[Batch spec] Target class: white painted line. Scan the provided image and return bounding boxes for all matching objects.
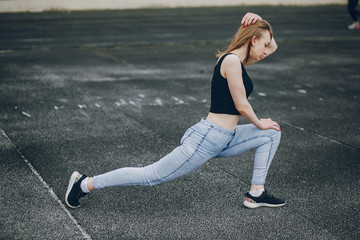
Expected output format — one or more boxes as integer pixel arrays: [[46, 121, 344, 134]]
[[21, 111, 32, 117], [154, 98, 163, 106], [172, 96, 184, 104], [282, 121, 359, 152], [0, 129, 92, 240], [80, 110, 90, 118]]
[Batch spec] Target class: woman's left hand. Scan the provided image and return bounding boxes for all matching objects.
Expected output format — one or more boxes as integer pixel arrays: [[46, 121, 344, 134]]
[[241, 12, 262, 27], [258, 118, 281, 131]]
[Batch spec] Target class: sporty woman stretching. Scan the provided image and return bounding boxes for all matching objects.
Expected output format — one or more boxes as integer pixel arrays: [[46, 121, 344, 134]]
[[65, 12, 286, 209]]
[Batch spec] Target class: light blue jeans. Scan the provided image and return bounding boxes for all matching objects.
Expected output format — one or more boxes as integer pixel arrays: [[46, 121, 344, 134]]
[[93, 118, 281, 190]]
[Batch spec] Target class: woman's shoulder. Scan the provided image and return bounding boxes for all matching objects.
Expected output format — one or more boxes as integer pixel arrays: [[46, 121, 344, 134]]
[[217, 53, 239, 64], [218, 53, 243, 79], [220, 54, 242, 70]]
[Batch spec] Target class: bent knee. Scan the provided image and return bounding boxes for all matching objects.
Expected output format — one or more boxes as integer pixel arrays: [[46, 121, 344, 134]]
[[267, 128, 281, 140]]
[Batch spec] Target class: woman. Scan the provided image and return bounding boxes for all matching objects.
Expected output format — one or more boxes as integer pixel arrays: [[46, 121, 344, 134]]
[[347, 0, 360, 29], [65, 12, 285, 209]]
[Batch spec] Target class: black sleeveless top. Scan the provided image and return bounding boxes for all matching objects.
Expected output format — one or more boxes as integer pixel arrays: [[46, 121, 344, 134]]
[[209, 53, 253, 115]]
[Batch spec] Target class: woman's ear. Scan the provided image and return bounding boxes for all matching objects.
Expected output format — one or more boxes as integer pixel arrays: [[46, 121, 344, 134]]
[[251, 36, 257, 46]]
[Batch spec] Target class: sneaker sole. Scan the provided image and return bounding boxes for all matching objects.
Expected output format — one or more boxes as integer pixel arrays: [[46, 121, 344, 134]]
[[65, 171, 81, 209], [243, 200, 286, 209]]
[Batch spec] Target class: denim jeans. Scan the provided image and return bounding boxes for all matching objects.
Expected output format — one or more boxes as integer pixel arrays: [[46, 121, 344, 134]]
[[93, 118, 281, 190]]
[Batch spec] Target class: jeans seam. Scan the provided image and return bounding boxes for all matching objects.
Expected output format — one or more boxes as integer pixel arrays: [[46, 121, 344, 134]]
[[264, 136, 274, 181], [229, 134, 273, 185], [226, 135, 269, 151], [180, 129, 195, 145], [156, 127, 212, 184]]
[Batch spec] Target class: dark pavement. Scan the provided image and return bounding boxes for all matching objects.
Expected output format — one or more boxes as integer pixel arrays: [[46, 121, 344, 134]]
[[1, 5, 360, 240]]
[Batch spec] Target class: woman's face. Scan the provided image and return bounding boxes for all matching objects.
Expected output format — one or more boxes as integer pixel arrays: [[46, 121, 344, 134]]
[[249, 31, 272, 62]]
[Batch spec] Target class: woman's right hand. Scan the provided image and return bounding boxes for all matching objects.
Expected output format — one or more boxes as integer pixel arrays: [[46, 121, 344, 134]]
[[241, 12, 263, 27], [258, 118, 281, 131]]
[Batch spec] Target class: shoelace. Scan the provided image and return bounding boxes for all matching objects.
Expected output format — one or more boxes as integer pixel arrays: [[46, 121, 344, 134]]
[[77, 191, 88, 198], [263, 191, 284, 204], [263, 190, 275, 199], [71, 190, 89, 204], [73, 176, 89, 200]]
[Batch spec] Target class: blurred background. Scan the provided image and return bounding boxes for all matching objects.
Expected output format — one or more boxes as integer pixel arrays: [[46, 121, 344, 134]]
[[0, 0, 347, 13]]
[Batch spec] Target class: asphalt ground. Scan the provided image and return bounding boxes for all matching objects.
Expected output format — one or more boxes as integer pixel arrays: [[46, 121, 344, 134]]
[[0, 4, 359, 240]]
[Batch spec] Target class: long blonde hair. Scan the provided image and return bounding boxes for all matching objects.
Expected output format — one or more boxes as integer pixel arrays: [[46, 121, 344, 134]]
[[216, 20, 273, 64]]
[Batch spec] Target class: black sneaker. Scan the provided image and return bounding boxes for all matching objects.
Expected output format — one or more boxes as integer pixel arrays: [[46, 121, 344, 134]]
[[243, 190, 286, 208], [65, 171, 89, 208]]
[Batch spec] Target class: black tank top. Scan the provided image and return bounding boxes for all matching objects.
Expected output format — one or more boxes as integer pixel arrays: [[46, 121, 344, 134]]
[[209, 53, 253, 115]]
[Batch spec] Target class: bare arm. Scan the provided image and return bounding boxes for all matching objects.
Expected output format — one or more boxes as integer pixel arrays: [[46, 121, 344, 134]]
[[222, 55, 280, 131], [268, 37, 278, 55]]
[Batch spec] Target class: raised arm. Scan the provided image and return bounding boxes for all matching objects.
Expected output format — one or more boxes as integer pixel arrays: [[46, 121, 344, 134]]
[[268, 37, 278, 55]]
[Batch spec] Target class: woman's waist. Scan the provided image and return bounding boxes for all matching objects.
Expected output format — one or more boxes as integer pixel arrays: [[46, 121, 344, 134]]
[[206, 112, 241, 131]]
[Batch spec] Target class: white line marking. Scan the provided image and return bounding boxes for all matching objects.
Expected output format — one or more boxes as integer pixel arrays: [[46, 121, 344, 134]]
[[154, 98, 163, 106], [188, 96, 196, 101], [283, 121, 359, 151], [172, 96, 184, 104], [129, 100, 137, 106], [21, 111, 32, 117], [80, 110, 90, 118], [0, 129, 92, 240], [115, 99, 127, 106]]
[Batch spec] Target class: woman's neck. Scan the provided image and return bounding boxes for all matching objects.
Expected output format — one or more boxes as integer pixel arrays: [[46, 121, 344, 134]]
[[230, 44, 249, 65]]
